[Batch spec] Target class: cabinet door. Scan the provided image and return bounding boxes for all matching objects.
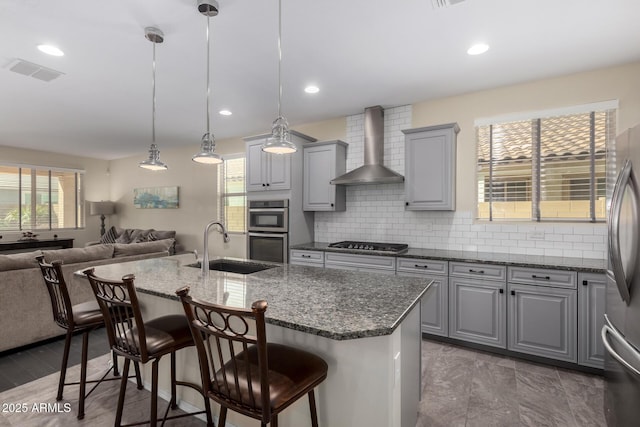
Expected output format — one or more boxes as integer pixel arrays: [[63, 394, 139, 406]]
[[508, 284, 577, 362], [266, 151, 291, 190], [246, 140, 267, 191], [449, 277, 506, 348], [578, 272, 606, 368], [398, 271, 448, 337], [404, 124, 458, 210], [304, 144, 336, 210]]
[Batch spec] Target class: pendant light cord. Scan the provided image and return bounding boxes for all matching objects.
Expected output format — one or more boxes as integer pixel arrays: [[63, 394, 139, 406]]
[[277, 0, 282, 118], [152, 40, 157, 144], [206, 14, 211, 136]]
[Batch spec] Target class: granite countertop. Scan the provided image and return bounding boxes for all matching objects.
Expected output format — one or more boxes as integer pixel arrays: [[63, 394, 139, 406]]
[[291, 242, 607, 272], [75, 254, 431, 341]]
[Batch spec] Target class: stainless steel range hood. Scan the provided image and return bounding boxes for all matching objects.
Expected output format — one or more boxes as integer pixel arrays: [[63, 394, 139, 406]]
[[330, 106, 404, 185]]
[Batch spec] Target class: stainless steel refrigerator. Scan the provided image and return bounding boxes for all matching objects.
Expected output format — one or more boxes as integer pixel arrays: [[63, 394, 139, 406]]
[[604, 123, 640, 426]]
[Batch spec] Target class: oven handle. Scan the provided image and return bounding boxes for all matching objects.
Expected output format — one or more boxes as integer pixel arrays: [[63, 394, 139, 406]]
[[249, 208, 287, 213], [248, 232, 288, 238]]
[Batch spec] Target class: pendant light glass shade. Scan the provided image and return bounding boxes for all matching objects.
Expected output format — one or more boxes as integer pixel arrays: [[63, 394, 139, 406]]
[[139, 27, 168, 171], [262, 0, 296, 154], [193, 0, 223, 165]]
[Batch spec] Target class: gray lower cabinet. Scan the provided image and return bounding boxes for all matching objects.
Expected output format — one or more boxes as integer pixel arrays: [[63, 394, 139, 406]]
[[578, 272, 606, 368], [397, 258, 449, 337], [507, 266, 577, 363], [324, 252, 396, 275], [289, 249, 325, 267], [449, 262, 507, 348]]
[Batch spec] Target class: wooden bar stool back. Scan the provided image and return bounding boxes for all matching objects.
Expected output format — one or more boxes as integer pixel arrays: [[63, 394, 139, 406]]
[[36, 255, 136, 420], [176, 286, 328, 427], [83, 268, 213, 427]]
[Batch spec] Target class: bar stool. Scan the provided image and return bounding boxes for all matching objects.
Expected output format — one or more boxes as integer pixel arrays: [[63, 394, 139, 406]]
[[176, 286, 328, 427], [36, 255, 141, 420], [83, 268, 213, 427]]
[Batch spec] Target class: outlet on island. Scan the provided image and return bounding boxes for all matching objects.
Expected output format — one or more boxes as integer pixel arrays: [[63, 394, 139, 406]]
[[53, 234, 58, 239]]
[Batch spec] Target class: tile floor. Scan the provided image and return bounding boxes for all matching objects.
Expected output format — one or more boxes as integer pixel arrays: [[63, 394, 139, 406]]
[[0, 336, 607, 426], [418, 339, 606, 427]]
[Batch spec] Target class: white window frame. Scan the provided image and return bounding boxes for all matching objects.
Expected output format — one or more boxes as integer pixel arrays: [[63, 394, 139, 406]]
[[218, 153, 246, 234]]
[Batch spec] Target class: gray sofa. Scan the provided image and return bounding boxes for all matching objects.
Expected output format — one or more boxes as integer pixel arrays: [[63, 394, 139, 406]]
[[86, 226, 178, 254], [0, 239, 174, 353]]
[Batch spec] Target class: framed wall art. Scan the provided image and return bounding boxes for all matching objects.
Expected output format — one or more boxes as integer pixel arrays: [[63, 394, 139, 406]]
[[133, 186, 179, 209]]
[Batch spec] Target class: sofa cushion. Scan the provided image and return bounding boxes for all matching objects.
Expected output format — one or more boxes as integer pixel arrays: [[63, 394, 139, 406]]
[[43, 244, 114, 264], [113, 238, 174, 258], [0, 250, 43, 271]]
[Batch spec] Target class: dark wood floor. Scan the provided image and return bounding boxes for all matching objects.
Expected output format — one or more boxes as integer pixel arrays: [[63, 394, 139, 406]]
[[0, 328, 111, 393]]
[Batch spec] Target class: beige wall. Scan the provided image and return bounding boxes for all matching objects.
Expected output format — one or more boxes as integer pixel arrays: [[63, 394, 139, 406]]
[[0, 145, 110, 246], [412, 61, 640, 212]]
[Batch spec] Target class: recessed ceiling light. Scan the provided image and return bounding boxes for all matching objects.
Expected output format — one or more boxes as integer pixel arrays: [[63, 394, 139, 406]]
[[37, 44, 64, 57], [219, 109, 232, 116], [467, 43, 489, 55], [304, 85, 319, 94]]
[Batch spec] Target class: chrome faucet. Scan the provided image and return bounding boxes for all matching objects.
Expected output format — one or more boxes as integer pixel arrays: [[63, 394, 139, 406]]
[[202, 220, 230, 276]]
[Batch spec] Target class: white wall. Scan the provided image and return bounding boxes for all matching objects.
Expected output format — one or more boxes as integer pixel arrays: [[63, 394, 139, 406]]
[[314, 62, 640, 260]]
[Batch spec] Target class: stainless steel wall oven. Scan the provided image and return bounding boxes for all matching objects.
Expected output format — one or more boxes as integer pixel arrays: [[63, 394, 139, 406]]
[[247, 199, 289, 263]]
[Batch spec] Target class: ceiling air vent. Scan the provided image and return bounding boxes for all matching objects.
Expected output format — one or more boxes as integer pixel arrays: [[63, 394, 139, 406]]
[[5, 58, 65, 82], [432, 0, 466, 9]]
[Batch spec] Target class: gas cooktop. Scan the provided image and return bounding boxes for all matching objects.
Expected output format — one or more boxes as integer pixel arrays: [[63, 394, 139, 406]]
[[328, 241, 409, 254]]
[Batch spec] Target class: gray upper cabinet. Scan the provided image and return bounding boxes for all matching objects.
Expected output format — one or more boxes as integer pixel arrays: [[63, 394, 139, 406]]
[[449, 262, 507, 348], [303, 140, 347, 211], [578, 272, 606, 368], [245, 138, 291, 192], [507, 266, 577, 363], [403, 123, 459, 211]]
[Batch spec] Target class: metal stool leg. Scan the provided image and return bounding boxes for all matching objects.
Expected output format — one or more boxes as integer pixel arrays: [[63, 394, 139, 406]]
[[218, 406, 227, 427], [170, 352, 177, 410], [115, 358, 131, 427], [150, 359, 159, 427], [77, 330, 90, 419], [309, 389, 319, 427], [112, 350, 120, 377], [133, 361, 143, 389], [56, 329, 73, 401]]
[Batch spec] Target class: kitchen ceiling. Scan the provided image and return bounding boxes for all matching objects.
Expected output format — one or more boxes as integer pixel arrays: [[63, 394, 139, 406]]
[[1, 0, 639, 160]]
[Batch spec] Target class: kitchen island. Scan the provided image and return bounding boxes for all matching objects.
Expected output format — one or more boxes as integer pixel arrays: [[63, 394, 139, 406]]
[[73, 253, 431, 427]]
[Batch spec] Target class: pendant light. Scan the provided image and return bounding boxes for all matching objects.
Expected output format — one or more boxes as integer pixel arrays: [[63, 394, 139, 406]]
[[193, 0, 223, 164], [139, 27, 168, 171], [261, 0, 296, 154]]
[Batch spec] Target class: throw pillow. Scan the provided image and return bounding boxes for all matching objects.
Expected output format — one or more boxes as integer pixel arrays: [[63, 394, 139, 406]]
[[131, 229, 154, 243], [99, 226, 120, 244], [115, 229, 135, 244]]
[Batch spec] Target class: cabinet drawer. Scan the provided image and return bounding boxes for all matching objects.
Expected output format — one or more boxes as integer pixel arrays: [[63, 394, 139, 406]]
[[290, 250, 324, 265], [397, 258, 448, 276], [324, 252, 396, 271], [449, 261, 506, 282], [508, 266, 577, 289]]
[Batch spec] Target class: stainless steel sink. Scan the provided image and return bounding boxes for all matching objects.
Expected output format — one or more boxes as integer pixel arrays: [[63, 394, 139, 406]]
[[186, 259, 276, 275]]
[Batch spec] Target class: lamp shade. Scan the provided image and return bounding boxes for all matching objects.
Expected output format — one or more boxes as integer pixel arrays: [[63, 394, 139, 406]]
[[88, 201, 115, 216]]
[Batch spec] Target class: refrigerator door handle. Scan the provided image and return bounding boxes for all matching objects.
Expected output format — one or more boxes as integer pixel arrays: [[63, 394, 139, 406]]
[[602, 314, 640, 377], [608, 159, 634, 304]]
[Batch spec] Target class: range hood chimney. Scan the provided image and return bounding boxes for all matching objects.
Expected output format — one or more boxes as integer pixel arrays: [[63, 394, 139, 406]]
[[330, 106, 404, 185]]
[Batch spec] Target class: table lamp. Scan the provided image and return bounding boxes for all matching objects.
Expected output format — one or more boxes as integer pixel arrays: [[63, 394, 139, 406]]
[[88, 201, 115, 236]]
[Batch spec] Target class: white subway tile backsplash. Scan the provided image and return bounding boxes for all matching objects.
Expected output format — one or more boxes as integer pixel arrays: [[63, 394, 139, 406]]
[[313, 105, 607, 261]]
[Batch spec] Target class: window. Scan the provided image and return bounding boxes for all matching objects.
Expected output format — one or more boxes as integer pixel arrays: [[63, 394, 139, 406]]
[[476, 103, 616, 222], [0, 164, 85, 231], [219, 154, 246, 233]]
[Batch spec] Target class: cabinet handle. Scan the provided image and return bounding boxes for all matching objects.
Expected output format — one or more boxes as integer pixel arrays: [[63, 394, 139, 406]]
[[301, 254, 311, 258], [405, 202, 409, 206], [511, 290, 516, 296], [582, 280, 588, 286], [266, 183, 270, 187], [532, 275, 550, 280], [499, 289, 504, 294], [469, 269, 485, 274], [262, 183, 266, 187], [414, 264, 428, 269], [331, 203, 334, 207]]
